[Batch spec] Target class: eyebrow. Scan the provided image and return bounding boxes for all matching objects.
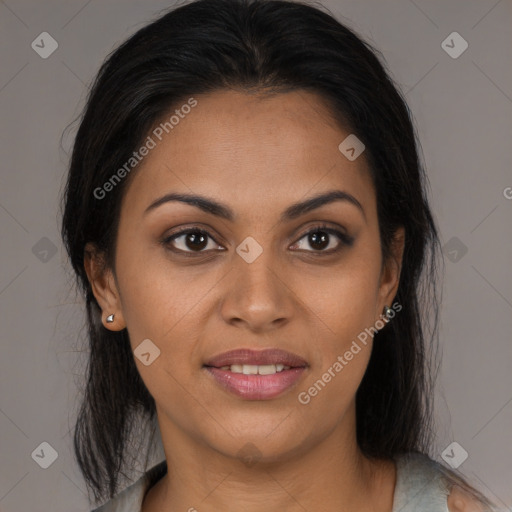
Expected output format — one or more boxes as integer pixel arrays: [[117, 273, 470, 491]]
[[144, 189, 366, 223]]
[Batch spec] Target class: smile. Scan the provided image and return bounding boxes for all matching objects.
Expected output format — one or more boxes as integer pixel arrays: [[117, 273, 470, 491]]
[[203, 348, 308, 400], [218, 364, 291, 374]]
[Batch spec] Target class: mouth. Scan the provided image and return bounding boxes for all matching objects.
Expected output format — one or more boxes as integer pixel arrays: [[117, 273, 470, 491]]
[[203, 348, 308, 400], [209, 363, 294, 374]]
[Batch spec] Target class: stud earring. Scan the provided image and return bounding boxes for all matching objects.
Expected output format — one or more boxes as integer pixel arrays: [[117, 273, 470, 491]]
[[106, 314, 115, 323], [382, 305, 392, 320]]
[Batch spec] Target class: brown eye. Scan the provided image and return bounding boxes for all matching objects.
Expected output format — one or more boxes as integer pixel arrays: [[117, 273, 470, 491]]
[[291, 224, 354, 253], [162, 224, 353, 258], [308, 231, 330, 251], [163, 228, 223, 254]]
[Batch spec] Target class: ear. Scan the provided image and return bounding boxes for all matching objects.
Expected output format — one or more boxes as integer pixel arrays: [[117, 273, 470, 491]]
[[376, 226, 405, 321], [84, 242, 126, 331]]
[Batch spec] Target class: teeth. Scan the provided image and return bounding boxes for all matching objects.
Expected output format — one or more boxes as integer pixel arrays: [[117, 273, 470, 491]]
[[256, 365, 275, 375], [220, 364, 291, 374], [243, 364, 259, 375]]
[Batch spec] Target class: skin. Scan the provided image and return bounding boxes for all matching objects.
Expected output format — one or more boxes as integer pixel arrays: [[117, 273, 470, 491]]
[[84, 89, 477, 511], [448, 487, 486, 512]]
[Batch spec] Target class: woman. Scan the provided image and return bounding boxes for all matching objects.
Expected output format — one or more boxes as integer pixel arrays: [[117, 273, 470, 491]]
[[60, 0, 500, 510]]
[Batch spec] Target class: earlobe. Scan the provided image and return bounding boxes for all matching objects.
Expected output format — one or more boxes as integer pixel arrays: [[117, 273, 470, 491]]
[[102, 311, 126, 331], [84, 242, 126, 331]]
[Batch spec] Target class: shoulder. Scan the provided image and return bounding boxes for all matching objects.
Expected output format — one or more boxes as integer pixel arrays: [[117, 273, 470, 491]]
[[91, 460, 167, 512], [447, 486, 486, 512], [393, 452, 494, 512], [92, 477, 147, 512]]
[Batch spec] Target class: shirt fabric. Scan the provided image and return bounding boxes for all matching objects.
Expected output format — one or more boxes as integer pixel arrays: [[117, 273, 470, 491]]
[[92, 451, 452, 512]]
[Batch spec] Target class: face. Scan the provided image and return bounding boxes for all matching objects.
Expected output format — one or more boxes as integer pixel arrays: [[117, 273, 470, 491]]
[[86, 89, 404, 463]]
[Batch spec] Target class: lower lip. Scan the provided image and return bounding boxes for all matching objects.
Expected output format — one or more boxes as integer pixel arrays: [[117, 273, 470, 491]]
[[204, 366, 306, 400]]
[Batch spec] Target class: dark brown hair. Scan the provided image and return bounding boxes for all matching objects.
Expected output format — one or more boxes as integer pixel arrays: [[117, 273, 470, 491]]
[[60, 0, 495, 508]]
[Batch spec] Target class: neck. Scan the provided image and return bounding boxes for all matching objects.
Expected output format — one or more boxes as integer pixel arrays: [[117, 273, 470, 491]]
[[143, 405, 396, 512]]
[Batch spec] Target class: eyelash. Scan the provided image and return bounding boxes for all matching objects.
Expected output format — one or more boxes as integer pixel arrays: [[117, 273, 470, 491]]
[[161, 223, 354, 258]]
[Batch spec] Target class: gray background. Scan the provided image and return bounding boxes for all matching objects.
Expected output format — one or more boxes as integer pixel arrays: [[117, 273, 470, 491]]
[[0, 0, 511, 510]]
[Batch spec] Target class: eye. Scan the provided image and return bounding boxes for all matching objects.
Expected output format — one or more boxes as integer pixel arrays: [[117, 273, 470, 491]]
[[161, 223, 354, 257], [290, 224, 354, 253], [162, 227, 224, 255]]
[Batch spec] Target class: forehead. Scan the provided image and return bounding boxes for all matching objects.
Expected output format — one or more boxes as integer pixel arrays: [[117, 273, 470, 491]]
[[121, 89, 375, 218]]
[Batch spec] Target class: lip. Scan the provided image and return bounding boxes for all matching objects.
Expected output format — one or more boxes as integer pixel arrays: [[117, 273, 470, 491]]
[[204, 348, 308, 368], [203, 348, 308, 400], [204, 367, 307, 400]]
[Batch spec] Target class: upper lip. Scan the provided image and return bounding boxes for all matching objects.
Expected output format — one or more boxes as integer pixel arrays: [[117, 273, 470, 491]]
[[204, 349, 308, 368]]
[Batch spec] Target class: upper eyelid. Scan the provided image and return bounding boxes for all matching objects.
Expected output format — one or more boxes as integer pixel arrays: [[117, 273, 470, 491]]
[[165, 226, 222, 245]]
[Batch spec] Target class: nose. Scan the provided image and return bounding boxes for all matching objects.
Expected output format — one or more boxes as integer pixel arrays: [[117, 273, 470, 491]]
[[219, 247, 295, 333]]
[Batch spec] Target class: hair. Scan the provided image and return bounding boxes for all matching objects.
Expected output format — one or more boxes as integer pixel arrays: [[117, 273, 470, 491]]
[[60, 0, 496, 508]]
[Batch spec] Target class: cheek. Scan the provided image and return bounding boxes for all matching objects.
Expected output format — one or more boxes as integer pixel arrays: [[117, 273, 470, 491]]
[[115, 249, 198, 338], [293, 242, 382, 399], [299, 252, 381, 342], [296, 277, 378, 415], [115, 257, 208, 419], [114, 248, 225, 381]]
